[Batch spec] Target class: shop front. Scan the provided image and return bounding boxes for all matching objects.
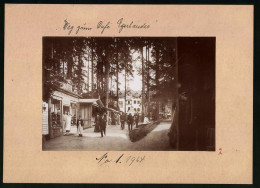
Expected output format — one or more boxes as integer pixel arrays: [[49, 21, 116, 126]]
[[70, 103, 77, 126], [78, 99, 104, 129], [45, 89, 80, 138], [50, 97, 62, 138], [106, 107, 121, 125], [42, 88, 104, 139]]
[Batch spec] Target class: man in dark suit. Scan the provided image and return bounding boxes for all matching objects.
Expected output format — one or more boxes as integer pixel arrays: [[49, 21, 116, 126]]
[[120, 113, 126, 130], [134, 113, 139, 128], [127, 113, 134, 132], [100, 114, 107, 137], [94, 114, 100, 132]]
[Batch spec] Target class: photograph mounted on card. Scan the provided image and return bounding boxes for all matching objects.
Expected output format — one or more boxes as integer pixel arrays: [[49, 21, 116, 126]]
[[4, 4, 253, 183], [42, 36, 215, 152]]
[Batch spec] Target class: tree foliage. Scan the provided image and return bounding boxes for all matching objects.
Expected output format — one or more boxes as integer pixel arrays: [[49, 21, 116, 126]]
[[43, 37, 177, 118]]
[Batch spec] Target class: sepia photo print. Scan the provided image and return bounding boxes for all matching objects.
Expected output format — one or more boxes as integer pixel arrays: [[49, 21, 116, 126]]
[[42, 37, 215, 151]]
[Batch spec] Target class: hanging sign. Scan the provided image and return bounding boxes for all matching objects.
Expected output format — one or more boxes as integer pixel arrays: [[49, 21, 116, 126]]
[[42, 102, 49, 135]]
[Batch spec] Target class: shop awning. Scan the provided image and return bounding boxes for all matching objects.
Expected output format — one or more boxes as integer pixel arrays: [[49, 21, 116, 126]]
[[78, 99, 104, 108]]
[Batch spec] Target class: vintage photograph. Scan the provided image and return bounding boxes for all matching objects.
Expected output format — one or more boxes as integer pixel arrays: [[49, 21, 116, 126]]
[[42, 37, 215, 151]]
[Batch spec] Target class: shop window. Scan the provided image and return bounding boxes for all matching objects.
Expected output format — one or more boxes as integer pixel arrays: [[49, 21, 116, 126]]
[[51, 99, 62, 130], [63, 106, 70, 115], [52, 99, 61, 114]]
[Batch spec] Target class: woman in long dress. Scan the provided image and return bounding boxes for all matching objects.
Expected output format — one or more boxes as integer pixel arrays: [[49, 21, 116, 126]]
[[143, 116, 150, 124], [77, 115, 83, 137], [65, 112, 72, 135], [63, 113, 67, 134]]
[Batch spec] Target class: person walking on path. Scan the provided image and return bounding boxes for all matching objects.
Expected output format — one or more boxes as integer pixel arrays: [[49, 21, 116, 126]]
[[134, 113, 139, 128], [127, 113, 134, 132], [120, 113, 126, 130], [94, 114, 100, 132], [100, 114, 107, 137], [77, 115, 84, 137], [116, 114, 120, 125]]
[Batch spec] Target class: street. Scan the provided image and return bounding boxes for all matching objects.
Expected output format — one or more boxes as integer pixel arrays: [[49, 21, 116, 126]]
[[44, 121, 174, 151]]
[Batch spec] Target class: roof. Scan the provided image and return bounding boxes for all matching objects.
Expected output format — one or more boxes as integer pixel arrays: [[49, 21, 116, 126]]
[[106, 107, 121, 114], [78, 99, 104, 108]]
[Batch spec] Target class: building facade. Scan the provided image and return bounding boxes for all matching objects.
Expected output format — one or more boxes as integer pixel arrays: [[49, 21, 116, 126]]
[[118, 97, 142, 114], [42, 82, 103, 139]]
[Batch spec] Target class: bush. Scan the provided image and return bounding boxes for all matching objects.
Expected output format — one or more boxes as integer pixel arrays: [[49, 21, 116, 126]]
[[129, 121, 160, 142]]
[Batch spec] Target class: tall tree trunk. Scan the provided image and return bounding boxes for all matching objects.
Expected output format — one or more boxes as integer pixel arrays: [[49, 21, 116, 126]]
[[144, 41, 147, 117], [116, 38, 119, 108], [91, 42, 94, 92], [97, 59, 100, 98], [88, 55, 90, 92], [63, 60, 65, 78], [67, 55, 73, 80], [175, 38, 179, 150], [141, 46, 144, 119], [105, 55, 110, 108], [104, 51, 110, 126], [146, 41, 150, 118], [101, 59, 104, 93], [78, 55, 81, 93], [117, 64, 119, 107], [125, 66, 127, 114], [155, 46, 160, 120]]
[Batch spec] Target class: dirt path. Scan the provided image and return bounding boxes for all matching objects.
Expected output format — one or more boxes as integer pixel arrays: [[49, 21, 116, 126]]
[[44, 121, 173, 151]]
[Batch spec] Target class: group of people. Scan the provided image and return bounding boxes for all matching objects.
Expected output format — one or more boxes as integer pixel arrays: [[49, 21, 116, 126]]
[[65, 111, 142, 138], [63, 112, 84, 137], [120, 113, 140, 132], [93, 112, 140, 137], [94, 113, 107, 137]]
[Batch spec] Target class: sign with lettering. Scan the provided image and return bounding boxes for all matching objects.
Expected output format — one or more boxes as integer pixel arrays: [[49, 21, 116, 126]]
[[42, 102, 49, 135]]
